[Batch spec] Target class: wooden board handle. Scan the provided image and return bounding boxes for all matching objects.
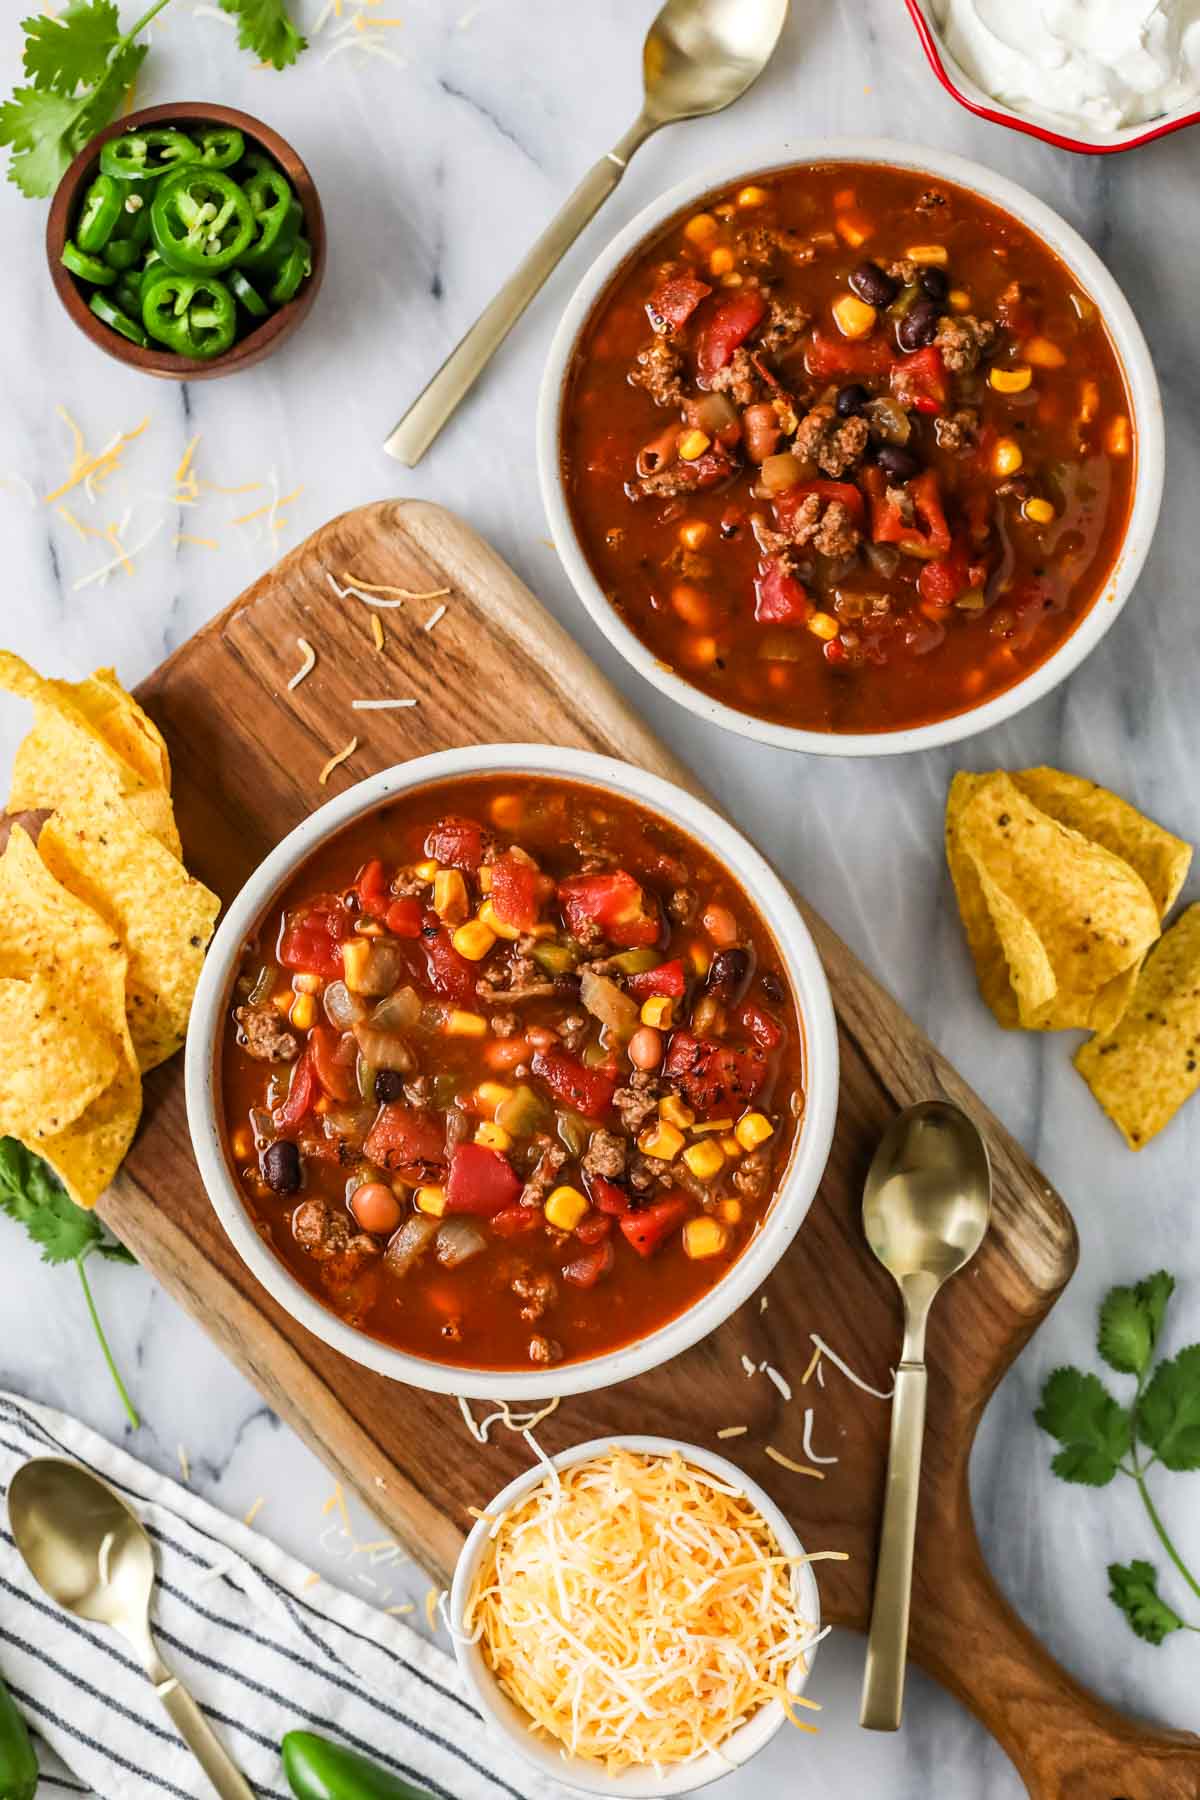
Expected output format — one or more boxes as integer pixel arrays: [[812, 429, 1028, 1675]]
[[912, 1505, 1200, 1797]]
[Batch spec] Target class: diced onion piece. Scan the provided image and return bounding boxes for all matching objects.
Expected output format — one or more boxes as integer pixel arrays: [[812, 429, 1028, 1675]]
[[353, 1021, 415, 1072], [385, 1214, 439, 1276], [579, 967, 639, 1036], [323, 980, 367, 1029], [436, 1217, 487, 1267], [370, 986, 422, 1032]]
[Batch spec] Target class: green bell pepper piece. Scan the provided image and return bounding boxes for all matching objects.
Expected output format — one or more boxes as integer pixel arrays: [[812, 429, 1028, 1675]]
[[494, 1082, 550, 1137], [150, 167, 256, 275], [76, 172, 123, 252], [611, 946, 661, 975], [142, 269, 237, 359], [281, 1731, 434, 1800], [0, 1670, 38, 1800], [529, 939, 578, 976], [61, 240, 118, 285], [90, 290, 149, 347], [196, 125, 245, 170], [100, 127, 199, 183]]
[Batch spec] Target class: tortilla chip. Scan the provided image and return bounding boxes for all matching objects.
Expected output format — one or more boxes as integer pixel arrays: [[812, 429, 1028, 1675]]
[[74, 668, 172, 794], [1075, 905, 1200, 1149], [945, 773, 1020, 1027], [0, 972, 117, 1141], [39, 794, 219, 1071], [29, 1044, 141, 1209], [958, 774, 1160, 1026], [1012, 768, 1191, 917]]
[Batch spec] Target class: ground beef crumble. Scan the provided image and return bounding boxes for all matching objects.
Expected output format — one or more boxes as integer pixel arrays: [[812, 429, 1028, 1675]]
[[792, 403, 870, 479], [629, 337, 685, 407], [235, 1004, 299, 1064], [934, 313, 997, 374], [707, 346, 761, 406]]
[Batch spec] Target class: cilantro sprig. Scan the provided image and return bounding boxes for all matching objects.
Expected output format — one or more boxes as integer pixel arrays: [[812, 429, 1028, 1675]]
[[1035, 1271, 1200, 1645], [0, 1136, 140, 1428], [0, 0, 305, 199]]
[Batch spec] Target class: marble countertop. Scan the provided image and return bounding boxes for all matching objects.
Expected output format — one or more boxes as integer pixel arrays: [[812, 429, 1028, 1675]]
[[2, 0, 1198, 1793]]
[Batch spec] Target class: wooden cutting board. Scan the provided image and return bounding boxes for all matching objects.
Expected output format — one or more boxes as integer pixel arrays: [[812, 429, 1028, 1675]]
[[101, 501, 1200, 1799]]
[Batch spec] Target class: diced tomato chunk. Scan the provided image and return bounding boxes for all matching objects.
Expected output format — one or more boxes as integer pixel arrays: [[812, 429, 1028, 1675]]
[[918, 545, 972, 607], [891, 346, 948, 415], [558, 870, 660, 949], [625, 958, 686, 1002], [425, 815, 485, 873], [385, 895, 423, 938], [753, 555, 812, 627], [490, 1205, 540, 1238], [278, 896, 352, 980], [774, 480, 866, 532], [563, 1239, 615, 1287], [697, 291, 768, 377], [272, 1044, 317, 1130], [663, 1031, 767, 1119], [861, 466, 951, 559], [739, 1000, 784, 1051], [364, 1104, 447, 1173], [355, 858, 391, 919], [648, 270, 712, 331], [445, 1141, 523, 1216], [420, 909, 477, 1005], [620, 1195, 689, 1258], [589, 1175, 631, 1215], [489, 851, 541, 932], [531, 1047, 616, 1120], [306, 1024, 356, 1102], [805, 326, 893, 382], [574, 1211, 613, 1244]]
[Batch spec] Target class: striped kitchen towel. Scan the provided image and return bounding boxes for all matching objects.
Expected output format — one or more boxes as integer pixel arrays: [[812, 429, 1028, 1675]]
[[0, 1390, 566, 1800]]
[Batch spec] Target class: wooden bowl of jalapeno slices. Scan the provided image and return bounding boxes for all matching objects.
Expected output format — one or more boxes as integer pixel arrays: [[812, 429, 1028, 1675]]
[[47, 102, 324, 379]]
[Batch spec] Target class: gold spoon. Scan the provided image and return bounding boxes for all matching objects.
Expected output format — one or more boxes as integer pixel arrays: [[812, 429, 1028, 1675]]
[[383, 0, 790, 466], [859, 1101, 992, 1732], [8, 1458, 254, 1800]]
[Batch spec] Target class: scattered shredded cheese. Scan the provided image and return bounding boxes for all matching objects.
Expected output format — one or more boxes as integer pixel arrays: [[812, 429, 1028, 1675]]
[[465, 1446, 822, 1773], [340, 571, 451, 600], [800, 1344, 823, 1387], [72, 520, 162, 591], [351, 697, 418, 711], [716, 1426, 748, 1439], [456, 1394, 561, 1444], [318, 737, 358, 786], [387, 1602, 415, 1615], [243, 1496, 265, 1526], [740, 1353, 756, 1378], [288, 637, 317, 691], [174, 532, 219, 550], [302, 1571, 322, 1589], [44, 408, 149, 505], [327, 571, 408, 610], [764, 1446, 825, 1480], [808, 1333, 894, 1401], [760, 1362, 793, 1402], [423, 602, 447, 632], [177, 1445, 191, 1483], [802, 1408, 839, 1467], [370, 613, 385, 652], [425, 1585, 442, 1630]]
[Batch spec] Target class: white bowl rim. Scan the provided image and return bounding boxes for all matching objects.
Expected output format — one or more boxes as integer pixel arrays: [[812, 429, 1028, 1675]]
[[448, 1433, 822, 1797], [537, 134, 1164, 758], [185, 743, 839, 1400]]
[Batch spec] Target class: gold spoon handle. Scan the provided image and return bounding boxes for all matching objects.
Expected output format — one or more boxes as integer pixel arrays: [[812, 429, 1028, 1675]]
[[150, 1664, 255, 1800], [860, 1362, 928, 1731], [382, 114, 654, 467]]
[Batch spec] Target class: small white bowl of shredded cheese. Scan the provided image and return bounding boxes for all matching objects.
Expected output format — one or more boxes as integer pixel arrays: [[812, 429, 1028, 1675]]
[[450, 1436, 830, 1796]]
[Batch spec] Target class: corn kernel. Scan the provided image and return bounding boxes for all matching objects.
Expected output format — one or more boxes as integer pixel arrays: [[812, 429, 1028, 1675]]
[[659, 1094, 696, 1130], [433, 868, 469, 923], [452, 919, 497, 961], [835, 213, 870, 249], [416, 1185, 447, 1216], [289, 993, 315, 1030], [231, 1127, 253, 1161], [1106, 415, 1131, 457], [693, 1117, 734, 1135], [715, 202, 735, 219], [478, 865, 493, 892], [683, 211, 719, 243], [413, 858, 438, 881], [948, 287, 971, 312], [341, 938, 371, 991], [293, 972, 323, 995], [479, 897, 521, 942], [721, 1135, 743, 1159], [678, 429, 711, 462], [906, 243, 948, 264], [736, 185, 769, 209], [806, 611, 839, 642], [444, 1009, 487, 1037], [638, 1121, 685, 1162], [683, 1139, 727, 1181], [683, 1217, 729, 1259], [474, 1121, 513, 1152], [679, 519, 710, 551], [688, 943, 712, 976], [545, 1185, 589, 1231], [641, 995, 675, 1029], [1023, 497, 1056, 525], [355, 919, 384, 938], [708, 246, 735, 276], [736, 1111, 775, 1151], [719, 1198, 743, 1223], [475, 1081, 513, 1116], [832, 292, 877, 340], [719, 271, 743, 288], [992, 437, 1024, 477], [989, 366, 1032, 394], [489, 793, 523, 830], [1079, 379, 1100, 424], [680, 633, 718, 669], [1025, 335, 1065, 369]]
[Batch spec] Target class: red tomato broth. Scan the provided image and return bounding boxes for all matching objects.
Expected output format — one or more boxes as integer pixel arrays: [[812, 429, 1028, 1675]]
[[559, 162, 1135, 735], [219, 775, 805, 1371]]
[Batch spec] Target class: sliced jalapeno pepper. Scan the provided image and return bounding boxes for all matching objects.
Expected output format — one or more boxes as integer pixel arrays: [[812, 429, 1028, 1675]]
[[102, 235, 141, 271], [151, 166, 256, 274], [282, 1729, 434, 1799], [90, 290, 149, 346], [142, 269, 237, 358], [114, 270, 144, 316], [229, 269, 268, 317], [269, 236, 311, 305], [103, 196, 152, 268], [76, 172, 123, 252], [0, 1670, 37, 1800], [100, 127, 200, 183], [61, 240, 118, 285], [196, 125, 245, 169], [240, 168, 301, 272]]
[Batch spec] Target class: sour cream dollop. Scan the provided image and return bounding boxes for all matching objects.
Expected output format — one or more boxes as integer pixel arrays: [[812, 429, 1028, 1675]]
[[931, 0, 1200, 133]]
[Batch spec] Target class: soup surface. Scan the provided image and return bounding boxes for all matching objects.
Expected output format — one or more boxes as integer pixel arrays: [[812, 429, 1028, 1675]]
[[560, 161, 1135, 734], [221, 776, 804, 1369]]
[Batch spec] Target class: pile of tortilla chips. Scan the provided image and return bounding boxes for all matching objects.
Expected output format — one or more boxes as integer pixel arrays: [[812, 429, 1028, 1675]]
[[0, 653, 219, 1206], [947, 768, 1200, 1150]]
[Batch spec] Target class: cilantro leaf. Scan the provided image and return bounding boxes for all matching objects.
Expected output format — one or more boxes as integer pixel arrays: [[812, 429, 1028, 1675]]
[[1099, 1271, 1175, 1377], [0, 1135, 103, 1261], [1108, 1560, 1184, 1645], [0, 34, 146, 198], [1035, 1367, 1130, 1485], [21, 0, 123, 95], [219, 0, 306, 70], [1138, 1346, 1200, 1472]]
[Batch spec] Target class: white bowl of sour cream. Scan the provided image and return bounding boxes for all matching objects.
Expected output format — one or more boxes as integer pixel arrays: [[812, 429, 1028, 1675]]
[[907, 0, 1200, 152]]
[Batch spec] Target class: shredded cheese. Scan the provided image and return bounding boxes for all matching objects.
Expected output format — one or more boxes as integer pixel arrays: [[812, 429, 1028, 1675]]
[[387, 1602, 415, 1615], [288, 637, 317, 691], [177, 1444, 191, 1483], [808, 1333, 894, 1401], [800, 1344, 823, 1387], [44, 408, 149, 504], [760, 1362, 792, 1402], [716, 1425, 748, 1439], [764, 1446, 824, 1480], [340, 571, 451, 600], [456, 1394, 561, 1444], [370, 613, 385, 652], [351, 697, 418, 711], [802, 1408, 839, 1467], [423, 602, 447, 632], [243, 1496, 265, 1526], [318, 737, 358, 786], [465, 1447, 822, 1773]]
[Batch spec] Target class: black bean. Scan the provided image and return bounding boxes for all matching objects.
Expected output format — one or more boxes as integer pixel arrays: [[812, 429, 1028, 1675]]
[[262, 1139, 300, 1195], [920, 265, 949, 302], [875, 444, 921, 483], [849, 261, 897, 308], [897, 297, 940, 351], [374, 1068, 406, 1104], [835, 383, 869, 418], [760, 971, 785, 1002], [707, 947, 751, 999]]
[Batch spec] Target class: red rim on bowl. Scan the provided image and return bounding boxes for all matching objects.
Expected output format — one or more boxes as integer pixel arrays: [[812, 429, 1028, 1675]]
[[904, 0, 1200, 155]]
